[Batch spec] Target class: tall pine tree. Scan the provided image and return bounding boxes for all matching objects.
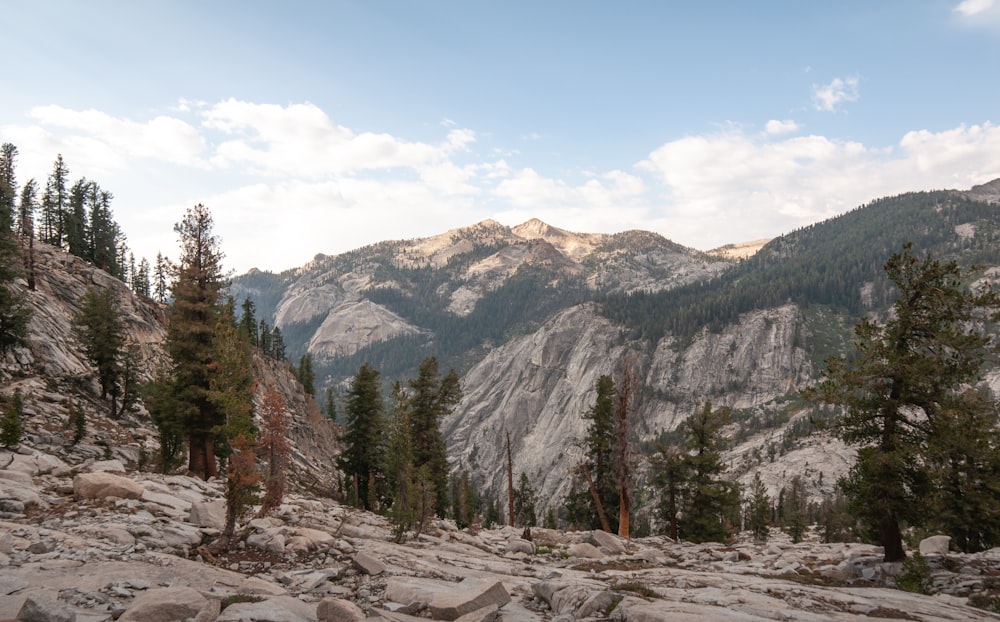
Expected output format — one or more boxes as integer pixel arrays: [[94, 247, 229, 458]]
[[813, 244, 1000, 560], [337, 363, 386, 510], [408, 357, 461, 517], [166, 204, 227, 479]]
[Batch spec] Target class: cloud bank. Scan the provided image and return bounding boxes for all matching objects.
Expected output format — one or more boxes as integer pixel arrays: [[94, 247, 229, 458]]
[[3, 100, 999, 273]]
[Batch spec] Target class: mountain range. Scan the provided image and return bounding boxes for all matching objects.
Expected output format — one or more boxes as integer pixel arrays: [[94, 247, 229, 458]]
[[231, 179, 1000, 518]]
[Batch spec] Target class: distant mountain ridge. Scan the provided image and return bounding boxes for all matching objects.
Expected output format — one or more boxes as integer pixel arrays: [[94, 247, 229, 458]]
[[232, 180, 1000, 516]]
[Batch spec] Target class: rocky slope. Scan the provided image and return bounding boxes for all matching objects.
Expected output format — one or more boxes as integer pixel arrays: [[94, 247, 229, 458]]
[[4, 447, 1000, 621], [0, 241, 340, 493]]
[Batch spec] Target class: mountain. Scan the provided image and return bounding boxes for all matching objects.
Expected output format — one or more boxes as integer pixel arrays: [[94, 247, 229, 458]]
[[233, 182, 1000, 519]]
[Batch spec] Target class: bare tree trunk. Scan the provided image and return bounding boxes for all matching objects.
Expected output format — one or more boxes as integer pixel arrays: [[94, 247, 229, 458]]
[[506, 430, 515, 527], [616, 358, 635, 540], [582, 463, 611, 533]]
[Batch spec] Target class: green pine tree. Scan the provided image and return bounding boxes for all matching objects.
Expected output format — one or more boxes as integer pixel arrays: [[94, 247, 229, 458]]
[[165, 204, 227, 480], [679, 402, 740, 543], [337, 363, 386, 511], [408, 357, 461, 518], [811, 243, 1000, 561], [0, 390, 23, 448], [744, 472, 771, 542]]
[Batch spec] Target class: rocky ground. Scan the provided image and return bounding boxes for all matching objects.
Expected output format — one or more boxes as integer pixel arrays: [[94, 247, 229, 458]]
[[5, 449, 1000, 621]]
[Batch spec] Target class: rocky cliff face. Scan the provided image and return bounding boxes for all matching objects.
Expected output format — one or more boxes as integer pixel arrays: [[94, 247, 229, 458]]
[[445, 302, 828, 514]]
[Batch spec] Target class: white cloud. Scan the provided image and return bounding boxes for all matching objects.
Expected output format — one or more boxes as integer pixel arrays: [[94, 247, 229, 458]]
[[493, 168, 645, 210], [202, 99, 476, 179], [811, 76, 860, 112], [765, 119, 801, 135], [25, 105, 208, 170], [636, 122, 1000, 250], [955, 0, 995, 15]]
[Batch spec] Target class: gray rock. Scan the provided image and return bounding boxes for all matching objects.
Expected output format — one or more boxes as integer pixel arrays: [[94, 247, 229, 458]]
[[118, 586, 208, 621], [427, 578, 511, 621], [453, 603, 500, 622], [919, 535, 951, 556], [16, 594, 77, 622], [73, 472, 142, 500], [506, 538, 535, 555], [188, 500, 226, 529], [87, 459, 126, 473], [215, 599, 311, 622], [317, 596, 366, 621], [0, 575, 28, 595], [352, 551, 387, 575], [586, 530, 626, 555], [567, 542, 604, 559]]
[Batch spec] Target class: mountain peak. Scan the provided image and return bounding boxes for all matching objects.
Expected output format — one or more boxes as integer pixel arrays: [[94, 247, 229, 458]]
[[512, 218, 561, 238]]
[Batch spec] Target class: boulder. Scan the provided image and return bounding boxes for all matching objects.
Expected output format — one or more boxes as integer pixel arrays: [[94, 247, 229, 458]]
[[247, 531, 286, 554], [73, 472, 142, 500], [506, 538, 535, 555], [919, 535, 951, 556], [87, 459, 126, 473], [317, 597, 367, 621], [188, 500, 226, 529], [215, 596, 315, 622], [119, 586, 208, 621], [587, 530, 626, 555], [16, 594, 77, 622], [352, 551, 387, 575], [427, 578, 511, 621], [568, 542, 605, 559]]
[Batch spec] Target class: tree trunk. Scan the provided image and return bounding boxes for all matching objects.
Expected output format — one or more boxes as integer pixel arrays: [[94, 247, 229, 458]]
[[616, 358, 634, 540], [881, 510, 906, 562], [582, 463, 611, 533], [506, 430, 515, 527]]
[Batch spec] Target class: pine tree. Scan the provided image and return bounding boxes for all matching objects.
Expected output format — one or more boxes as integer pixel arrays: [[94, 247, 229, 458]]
[[812, 243, 1000, 561], [17, 179, 37, 290], [296, 353, 315, 395], [256, 385, 290, 518], [166, 204, 227, 479], [41, 154, 69, 247], [323, 386, 337, 421], [133, 257, 151, 298], [72, 288, 126, 416], [651, 443, 687, 540], [580, 374, 618, 532], [337, 363, 385, 511], [238, 297, 258, 346], [386, 381, 419, 542], [0, 390, 23, 448], [209, 300, 256, 471], [514, 472, 538, 527], [0, 144, 17, 220], [65, 178, 89, 258], [679, 402, 740, 543], [271, 326, 286, 361], [71, 400, 87, 446], [408, 357, 461, 517], [781, 475, 808, 543], [744, 472, 771, 542], [220, 433, 259, 549], [153, 252, 170, 303], [0, 145, 30, 353]]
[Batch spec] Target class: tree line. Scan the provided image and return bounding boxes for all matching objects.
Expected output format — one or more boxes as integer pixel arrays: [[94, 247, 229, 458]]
[[0, 143, 168, 301]]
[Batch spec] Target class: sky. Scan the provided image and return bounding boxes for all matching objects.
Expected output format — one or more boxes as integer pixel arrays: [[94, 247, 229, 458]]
[[3, 1, 1000, 274]]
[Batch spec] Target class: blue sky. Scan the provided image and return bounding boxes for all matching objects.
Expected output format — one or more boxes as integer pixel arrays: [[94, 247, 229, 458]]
[[3, 1, 1000, 273]]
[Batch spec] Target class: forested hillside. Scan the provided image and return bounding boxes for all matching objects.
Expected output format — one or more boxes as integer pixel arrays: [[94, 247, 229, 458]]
[[601, 190, 1000, 345]]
